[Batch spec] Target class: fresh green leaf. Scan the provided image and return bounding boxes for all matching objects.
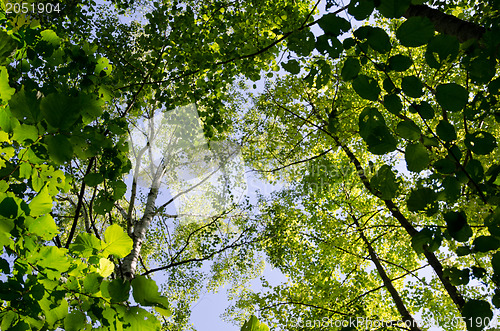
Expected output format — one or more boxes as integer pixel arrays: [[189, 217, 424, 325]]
[[383, 94, 402, 114], [103, 224, 133, 258], [29, 186, 52, 216], [0, 66, 15, 102]]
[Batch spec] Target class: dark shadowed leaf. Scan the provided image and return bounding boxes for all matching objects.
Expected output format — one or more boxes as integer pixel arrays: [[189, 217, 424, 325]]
[[396, 17, 434, 47]]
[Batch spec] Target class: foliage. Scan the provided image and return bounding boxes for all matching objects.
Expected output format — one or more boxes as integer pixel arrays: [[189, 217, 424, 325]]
[[1, 0, 500, 330]]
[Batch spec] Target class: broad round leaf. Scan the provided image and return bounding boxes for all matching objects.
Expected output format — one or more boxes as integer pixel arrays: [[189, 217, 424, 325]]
[[282, 60, 300, 74], [401, 76, 424, 98], [370, 165, 399, 199], [436, 120, 457, 142], [103, 224, 133, 258], [405, 143, 429, 172], [387, 55, 413, 72], [377, 0, 410, 18], [435, 83, 468, 112], [465, 131, 497, 155], [317, 14, 351, 36], [341, 58, 360, 81], [444, 211, 472, 242], [462, 300, 492, 331], [352, 75, 381, 101], [396, 120, 420, 140], [425, 34, 459, 69], [396, 17, 434, 47], [64, 311, 86, 331], [473, 236, 500, 253], [348, 0, 375, 20], [29, 186, 52, 217], [383, 94, 402, 114]]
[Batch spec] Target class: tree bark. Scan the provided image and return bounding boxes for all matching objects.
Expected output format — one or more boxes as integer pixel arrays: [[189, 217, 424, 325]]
[[354, 217, 422, 331], [404, 4, 485, 42], [335, 137, 465, 310], [121, 160, 165, 280]]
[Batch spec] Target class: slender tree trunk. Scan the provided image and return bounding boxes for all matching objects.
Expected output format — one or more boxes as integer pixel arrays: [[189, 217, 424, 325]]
[[404, 4, 485, 42], [353, 217, 422, 331], [335, 137, 465, 310], [121, 160, 165, 280]]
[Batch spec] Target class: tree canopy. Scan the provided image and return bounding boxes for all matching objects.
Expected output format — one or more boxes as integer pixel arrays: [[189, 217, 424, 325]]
[[0, 0, 499, 330]]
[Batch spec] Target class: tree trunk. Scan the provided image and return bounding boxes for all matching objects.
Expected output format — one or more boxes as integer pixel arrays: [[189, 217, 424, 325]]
[[404, 4, 485, 42]]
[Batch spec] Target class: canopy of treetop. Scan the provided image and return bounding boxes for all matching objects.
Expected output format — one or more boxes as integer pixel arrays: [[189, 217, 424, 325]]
[[0, 0, 499, 330]]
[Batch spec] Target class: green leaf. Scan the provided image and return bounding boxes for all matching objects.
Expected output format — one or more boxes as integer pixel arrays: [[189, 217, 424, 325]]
[[358, 107, 397, 154], [407, 188, 436, 212], [444, 211, 472, 242], [9, 89, 41, 124], [383, 94, 402, 115], [387, 55, 413, 72], [348, 0, 375, 20], [46, 134, 74, 164], [64, 311, 86, 331], [103, 224, 133, 258], [317, 14, 351, 36], [410, 101, 434, 119], [396, 120, 420, 140], [433, 158, 456, 174], [465, 159, 484, 182], [102, 278, 130, 302], [412, 228, 441, 254], [352, 75, 381, 101], [0, 31, 17, 65], [29, 186, 52, 216], [40, 93, 81, 131], [0, 197, 18, 218], [287, 30, 315, 56], [443, 267, 469, 286], [0, 66, 15, 102], [12, 124, 38, 143], [401, 76, 424, 98], [370, 165, 399, 199], [436, 120, 457, 142], [354, 26, 391, 53], [425, 34, 459, 69], [97, 258, 114, 277], [84, 173, 104, 187], [27, 214, 59, 240], [377, 0, 410, 18], [473, 236, 500, 253], [396, 17, 434, 47], [111, 180, 127, 200], [241, 315, 270, 331], [341, 58, 360, 81], [462, 300, 492, 331], [465, 131, 497, 155], [70, 233, 103, 257], [405, 143, 429, 172], [41, 30, 61, 47], [131, 275, 170, 310], [435, 83, 468, 112], [282, 60, 300, 74], [83, 272, 102, 294]]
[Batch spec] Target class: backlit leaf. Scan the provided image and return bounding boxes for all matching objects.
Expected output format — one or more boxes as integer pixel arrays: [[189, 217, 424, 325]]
[[103, 224, 133, 258]]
